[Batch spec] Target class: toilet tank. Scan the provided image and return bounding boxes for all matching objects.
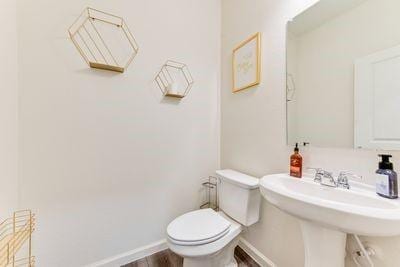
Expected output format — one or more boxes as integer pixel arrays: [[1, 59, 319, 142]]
[[215, 169, 261, 226]]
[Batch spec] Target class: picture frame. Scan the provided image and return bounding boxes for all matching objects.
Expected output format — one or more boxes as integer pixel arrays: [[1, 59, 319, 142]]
[[232, 32, 261, 93]]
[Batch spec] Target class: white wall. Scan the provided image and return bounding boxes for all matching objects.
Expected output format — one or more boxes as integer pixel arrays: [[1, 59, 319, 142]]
[[0, 0, 19, 219], [16, 0, 220, 266], [290, 0, 400, 148], [221, 0, 400, 266]]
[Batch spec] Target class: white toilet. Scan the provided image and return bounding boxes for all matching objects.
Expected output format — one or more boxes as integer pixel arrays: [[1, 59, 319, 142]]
[[166, 169, 261, 267]]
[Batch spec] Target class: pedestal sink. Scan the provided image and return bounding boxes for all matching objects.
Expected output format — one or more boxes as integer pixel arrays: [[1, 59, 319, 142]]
[[260, 173, 400, 267]]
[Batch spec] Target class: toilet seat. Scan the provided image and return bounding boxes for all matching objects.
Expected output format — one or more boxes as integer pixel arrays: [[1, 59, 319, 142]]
[[167, 209, 231, 246], [167, 211, 242, 259]]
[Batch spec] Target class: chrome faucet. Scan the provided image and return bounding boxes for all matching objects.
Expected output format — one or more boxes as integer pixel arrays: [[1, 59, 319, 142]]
[[337, 171, 362, 189], [320, 171, 337, 187], [308, 168, 361, 189]]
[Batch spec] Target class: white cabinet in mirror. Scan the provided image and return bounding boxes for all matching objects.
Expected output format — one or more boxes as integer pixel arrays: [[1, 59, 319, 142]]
[[286, 0, 400, 150]]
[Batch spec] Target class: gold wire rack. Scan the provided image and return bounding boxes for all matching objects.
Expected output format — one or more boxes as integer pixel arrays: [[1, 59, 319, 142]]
[[155, 60, 194, 98], [0, 210, 35, 267], [68, 7, 139, 73]]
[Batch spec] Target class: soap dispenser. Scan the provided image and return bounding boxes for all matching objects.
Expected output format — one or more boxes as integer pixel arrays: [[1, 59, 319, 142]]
[[290, 143, 302, 178], [376, 154, 398, 199]]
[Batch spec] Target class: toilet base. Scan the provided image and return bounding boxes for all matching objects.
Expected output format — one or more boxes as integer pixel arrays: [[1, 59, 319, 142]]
[[183, 236, 239, 267]]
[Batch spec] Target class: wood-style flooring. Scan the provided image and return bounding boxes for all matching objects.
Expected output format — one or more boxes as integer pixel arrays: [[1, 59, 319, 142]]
[[122, 246, 260, 267]]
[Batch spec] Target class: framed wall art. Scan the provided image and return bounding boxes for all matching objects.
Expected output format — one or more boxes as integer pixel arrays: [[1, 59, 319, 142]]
[[232, 32, 261, 92]]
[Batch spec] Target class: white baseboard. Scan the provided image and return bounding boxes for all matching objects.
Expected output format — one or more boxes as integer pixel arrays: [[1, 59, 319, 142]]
[[84, 239, 168, 267], [238, 237, 277, 267], [85, 237, 276, 267]]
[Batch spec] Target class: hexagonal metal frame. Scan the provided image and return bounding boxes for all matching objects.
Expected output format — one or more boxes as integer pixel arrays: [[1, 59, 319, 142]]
[[155, 60, 194, 98], [68, 7, 139, 73]]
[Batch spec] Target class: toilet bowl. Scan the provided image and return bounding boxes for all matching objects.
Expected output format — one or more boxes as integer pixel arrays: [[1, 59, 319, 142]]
[[167, 209, 242, 267], [166, 170, 261, 267]]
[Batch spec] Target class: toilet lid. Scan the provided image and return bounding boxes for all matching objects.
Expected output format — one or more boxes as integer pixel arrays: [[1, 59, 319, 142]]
[[167, 209, 231, 244]]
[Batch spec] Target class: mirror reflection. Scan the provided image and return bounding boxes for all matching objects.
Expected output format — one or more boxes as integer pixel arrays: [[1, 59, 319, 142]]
[[287, 0, 400, 150]]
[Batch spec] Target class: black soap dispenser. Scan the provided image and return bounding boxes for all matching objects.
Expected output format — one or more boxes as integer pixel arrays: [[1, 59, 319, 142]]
[[376, 154, 398, 199]]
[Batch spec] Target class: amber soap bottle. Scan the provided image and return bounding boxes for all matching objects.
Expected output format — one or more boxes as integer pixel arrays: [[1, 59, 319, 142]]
[[290, 143, 302, 178]]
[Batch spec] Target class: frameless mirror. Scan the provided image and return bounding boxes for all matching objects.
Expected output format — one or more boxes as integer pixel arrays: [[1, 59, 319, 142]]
[[286, 0, 400, 150]]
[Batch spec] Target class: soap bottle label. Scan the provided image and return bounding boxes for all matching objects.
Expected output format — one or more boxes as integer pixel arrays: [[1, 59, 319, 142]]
[[376, 174, 389, 196], [290, 165, 300, 173]]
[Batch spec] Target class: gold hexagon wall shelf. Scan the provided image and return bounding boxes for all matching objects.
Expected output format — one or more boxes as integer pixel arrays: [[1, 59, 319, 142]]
[[68, 7, 139, 73], [155, 60, 194, 98]]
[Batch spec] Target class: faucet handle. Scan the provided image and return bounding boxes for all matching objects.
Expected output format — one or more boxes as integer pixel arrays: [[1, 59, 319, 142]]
[[307, 167, 324, 182], [337, 171, 362, 189]]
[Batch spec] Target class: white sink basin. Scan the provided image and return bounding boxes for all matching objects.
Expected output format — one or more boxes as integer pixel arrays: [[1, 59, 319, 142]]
[[260, 173, 400, 267]]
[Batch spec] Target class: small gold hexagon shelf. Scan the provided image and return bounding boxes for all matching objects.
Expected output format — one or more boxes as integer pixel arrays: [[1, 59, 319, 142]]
[[155, 60, 194, 98], [68, 7, 139, 73]]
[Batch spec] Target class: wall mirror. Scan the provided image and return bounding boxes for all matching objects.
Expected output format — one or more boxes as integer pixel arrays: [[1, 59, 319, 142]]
[[286, 0, 400, 150]]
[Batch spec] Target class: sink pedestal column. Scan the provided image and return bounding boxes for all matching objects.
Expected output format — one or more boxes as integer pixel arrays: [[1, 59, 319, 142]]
[[300, 220, 347, 267]]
